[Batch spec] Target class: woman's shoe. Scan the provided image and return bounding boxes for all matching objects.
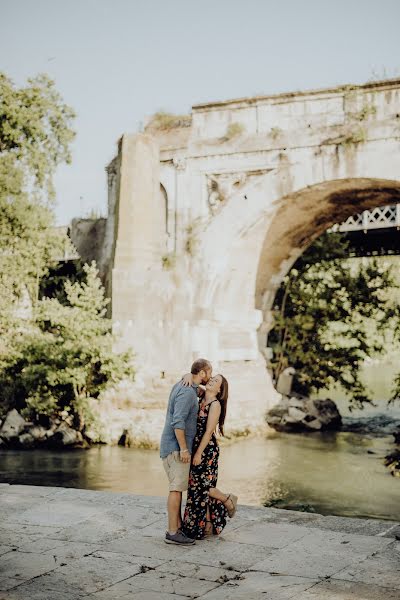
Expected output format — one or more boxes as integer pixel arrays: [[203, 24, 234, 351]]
[[225, 493, 238, 518]]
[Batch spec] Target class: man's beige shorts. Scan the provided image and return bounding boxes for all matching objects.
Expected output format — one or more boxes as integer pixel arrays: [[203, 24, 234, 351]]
[[162, 451, 190, 492]]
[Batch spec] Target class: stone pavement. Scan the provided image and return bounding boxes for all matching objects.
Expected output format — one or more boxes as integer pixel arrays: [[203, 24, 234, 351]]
[[0, 484, 399, 599]]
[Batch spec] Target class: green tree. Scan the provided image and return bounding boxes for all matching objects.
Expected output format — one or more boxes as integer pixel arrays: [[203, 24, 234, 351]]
[[0, 263, 134, 430], [0, 73, 75, 330], [269, 232, 397, 409]]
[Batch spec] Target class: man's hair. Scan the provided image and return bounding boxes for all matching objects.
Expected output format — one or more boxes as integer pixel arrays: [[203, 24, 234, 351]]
[[191, 358, 211, 375]]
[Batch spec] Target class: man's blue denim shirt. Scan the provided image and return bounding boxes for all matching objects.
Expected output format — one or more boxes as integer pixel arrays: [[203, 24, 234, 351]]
[[160, 382, 198, 459]]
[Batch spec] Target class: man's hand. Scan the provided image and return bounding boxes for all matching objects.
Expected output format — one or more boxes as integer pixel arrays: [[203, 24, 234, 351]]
[[192, 452, 202, 466], [180, 449, 191, 463], [181, 373, 193, 387]]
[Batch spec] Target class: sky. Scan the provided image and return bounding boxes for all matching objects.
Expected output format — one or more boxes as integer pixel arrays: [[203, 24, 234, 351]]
[[1, 0, 400, 224]]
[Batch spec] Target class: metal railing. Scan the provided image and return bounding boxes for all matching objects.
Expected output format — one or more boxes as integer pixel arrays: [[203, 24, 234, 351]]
[[332, 205, 400, 233]]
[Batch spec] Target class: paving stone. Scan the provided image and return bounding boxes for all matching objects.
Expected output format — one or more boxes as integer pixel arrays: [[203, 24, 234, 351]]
[[296, 514, 400, 537], [296, 578, 400, 599], [0, 578, 21, 592], [333, 543, 400, 590], [91, 550, 164, 570], [199, 572, 318, 599], [8, 499, 107, 527], [0, 546, 13, 557], [0, 484, 57, 498], [90, 570, 219, 598], [250, 529, 392, 578], [51, 514, 130, 544], [156, 559, 240, 582], [0, 551, 58, 580], [0, 521, 63, 536], [90, 590, 188, 600], [0, 529, 40, 547], [0, 579, 81, 600], [17, 537, 67, 553], [186, 538, 273, 571], [0, 486, 398, 600], [103, 532, 199, 561], [51, 506, 161, 545], [223, 521, 309, 548], [26, 554, 145, 595]]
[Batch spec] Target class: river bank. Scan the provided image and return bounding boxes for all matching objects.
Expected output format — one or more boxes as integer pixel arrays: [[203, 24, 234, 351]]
[[0, 484, 399, 599], [1, 431, 399, 521]]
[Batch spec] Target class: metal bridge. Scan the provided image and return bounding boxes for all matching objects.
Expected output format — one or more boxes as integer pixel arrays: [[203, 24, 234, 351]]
[[330, 205, 400, 257]]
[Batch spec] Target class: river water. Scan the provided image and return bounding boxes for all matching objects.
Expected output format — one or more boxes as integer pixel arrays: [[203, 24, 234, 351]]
[[1, 429, 399, 521]]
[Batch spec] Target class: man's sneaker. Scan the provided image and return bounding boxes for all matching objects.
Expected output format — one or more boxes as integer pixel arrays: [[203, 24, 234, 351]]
[[165, 530, 195, 545]]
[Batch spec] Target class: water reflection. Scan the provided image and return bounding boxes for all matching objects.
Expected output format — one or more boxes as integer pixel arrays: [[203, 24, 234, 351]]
[[0, 431, 399, 521]]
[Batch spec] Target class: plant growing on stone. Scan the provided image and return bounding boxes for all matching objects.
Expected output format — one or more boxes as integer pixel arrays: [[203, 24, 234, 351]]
[[222, 122, 244, 141], [146, 111, 192, 131], [270, 127, 282, 140], [268, 231, 398, 409], [185, 223, 198, 256], [161, 253, 176, 270], [352, 103, 377, 122]]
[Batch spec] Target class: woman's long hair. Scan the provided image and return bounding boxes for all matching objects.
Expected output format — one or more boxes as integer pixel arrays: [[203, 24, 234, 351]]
[[216, 375, 229, 436]]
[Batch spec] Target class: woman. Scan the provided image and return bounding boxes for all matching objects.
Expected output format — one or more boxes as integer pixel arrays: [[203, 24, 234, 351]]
[[182, 374, 238, 539]]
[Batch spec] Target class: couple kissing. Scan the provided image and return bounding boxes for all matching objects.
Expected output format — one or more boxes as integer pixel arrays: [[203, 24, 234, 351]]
[[160, 358, 238, 545]]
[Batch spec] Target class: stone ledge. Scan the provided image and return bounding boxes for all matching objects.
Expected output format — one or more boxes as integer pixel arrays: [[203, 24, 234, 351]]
[[0, 485, 398, 599]]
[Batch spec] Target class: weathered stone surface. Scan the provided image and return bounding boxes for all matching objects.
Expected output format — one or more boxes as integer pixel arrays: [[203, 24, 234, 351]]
[[223, 521, 309, 548], [266, 396, 341, 432], [92, 570, 219, 598], [199, 572, 318, 599], [250, 529, 393, 578], [70, 79, 400, 440], [0, 485, 398, 600], [18, 432, 35, 447], [155, 560, 241, 582], [333, 545, 400, 590], [0, 410, 26, 443], [0, 551, 58, 580], [296, 579, 400, 599], [9, 499, 107, 527], [50, 422, 84, 447]]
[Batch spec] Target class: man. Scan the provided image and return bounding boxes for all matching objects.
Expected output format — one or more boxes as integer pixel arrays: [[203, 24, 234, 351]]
[[160, 358, 212, 545]]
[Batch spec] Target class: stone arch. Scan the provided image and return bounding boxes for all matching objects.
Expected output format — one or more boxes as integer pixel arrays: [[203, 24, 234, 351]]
[[255, 178, 400, 321]]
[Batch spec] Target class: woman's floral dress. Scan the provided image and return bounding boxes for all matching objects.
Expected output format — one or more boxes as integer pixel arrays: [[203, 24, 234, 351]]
[[182, 399, 227, 539]]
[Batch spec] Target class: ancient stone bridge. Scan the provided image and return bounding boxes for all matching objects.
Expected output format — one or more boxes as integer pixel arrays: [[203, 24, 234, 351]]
[[72, 78, 400, 428]]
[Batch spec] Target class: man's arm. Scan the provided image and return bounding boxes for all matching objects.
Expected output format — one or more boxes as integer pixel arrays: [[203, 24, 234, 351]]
[[174, 428, 191, 463], [171, 388, 195, 463]]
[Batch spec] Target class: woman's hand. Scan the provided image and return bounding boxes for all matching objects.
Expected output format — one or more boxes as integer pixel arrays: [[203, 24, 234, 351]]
[[192, 452, 202, 466], [181, 373, 193, 387]]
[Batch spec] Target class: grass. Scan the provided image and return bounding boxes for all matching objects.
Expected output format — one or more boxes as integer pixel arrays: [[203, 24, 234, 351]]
[[146, 111, 192, 131]]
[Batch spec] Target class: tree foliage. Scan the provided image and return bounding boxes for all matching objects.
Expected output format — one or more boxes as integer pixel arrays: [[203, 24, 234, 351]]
[[0, 264, 134, 430], [0, 73, 75, 329], [0, 73, 134, 433], [268, 232, 398, 409]]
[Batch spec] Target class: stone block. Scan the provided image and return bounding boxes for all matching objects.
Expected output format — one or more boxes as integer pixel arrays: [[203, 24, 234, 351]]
[[0, 410, 26, 442], [10, 499, 106, 527], [333, 544, 400, 590], [250, 529, 392, 578], [94, 570, 219, 598], [199, 572, 318, 599], [296, 578, 400, 599], [223, 521, 309, 548], [0, 551, 58, 580]]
